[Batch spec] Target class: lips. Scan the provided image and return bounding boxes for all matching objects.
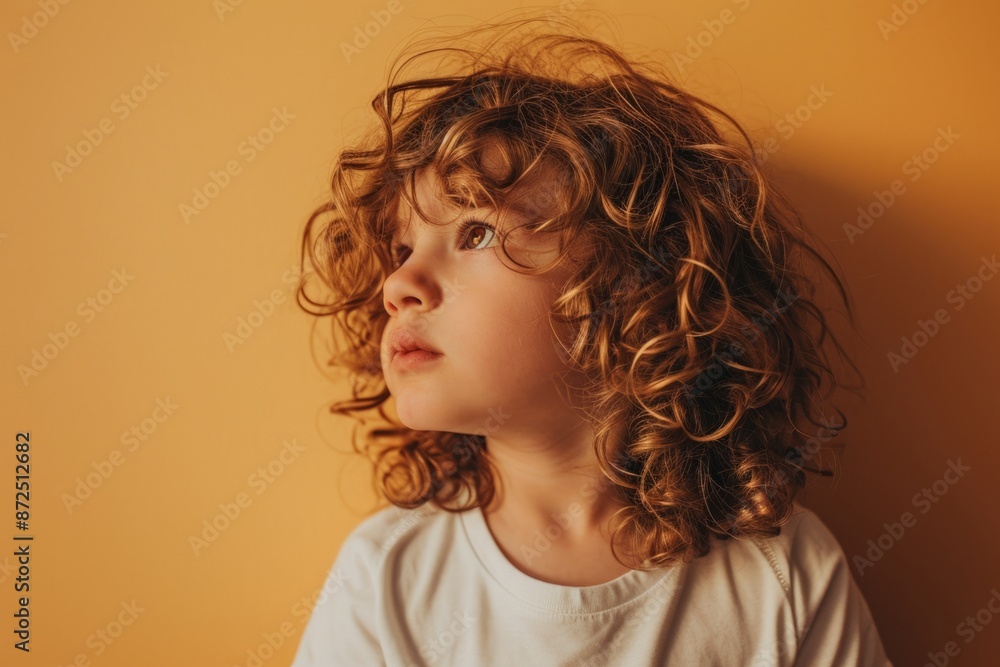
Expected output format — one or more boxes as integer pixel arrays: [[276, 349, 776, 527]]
[[387, 327, 442, 364]]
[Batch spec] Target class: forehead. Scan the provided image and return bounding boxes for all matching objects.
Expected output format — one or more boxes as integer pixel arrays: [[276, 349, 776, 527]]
[[391, 168, 451, 233]]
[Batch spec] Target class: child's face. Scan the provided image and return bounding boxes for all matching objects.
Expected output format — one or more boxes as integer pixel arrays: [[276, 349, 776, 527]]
[[380, 162, 581, 436]]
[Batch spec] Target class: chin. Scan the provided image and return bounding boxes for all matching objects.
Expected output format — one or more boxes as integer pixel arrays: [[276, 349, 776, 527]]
[[392, 401, 438, 432]]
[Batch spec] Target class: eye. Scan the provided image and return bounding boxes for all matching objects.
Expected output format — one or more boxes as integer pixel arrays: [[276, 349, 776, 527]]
[[389, 220, 497, 267], [457, 220, 497, 251], [389, 244, 405, 268]]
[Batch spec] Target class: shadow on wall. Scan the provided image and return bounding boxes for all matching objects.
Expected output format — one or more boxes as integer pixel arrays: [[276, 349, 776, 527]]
[[770, 162, 1000, 667]]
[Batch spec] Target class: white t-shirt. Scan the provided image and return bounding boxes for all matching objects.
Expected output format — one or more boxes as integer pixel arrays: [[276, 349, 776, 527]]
[[291, 499, 893, 666]]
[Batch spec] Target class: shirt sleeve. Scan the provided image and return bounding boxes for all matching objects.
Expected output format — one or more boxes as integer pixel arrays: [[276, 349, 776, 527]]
[[785, 509, 894, 667], [290, 530, 387, 666]]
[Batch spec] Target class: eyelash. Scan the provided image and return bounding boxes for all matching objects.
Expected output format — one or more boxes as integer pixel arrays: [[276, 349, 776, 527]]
[[389, 220, 497, 267]]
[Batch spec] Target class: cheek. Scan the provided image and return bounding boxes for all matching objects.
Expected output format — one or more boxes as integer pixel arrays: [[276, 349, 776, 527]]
[[477, 287, 565, 371]]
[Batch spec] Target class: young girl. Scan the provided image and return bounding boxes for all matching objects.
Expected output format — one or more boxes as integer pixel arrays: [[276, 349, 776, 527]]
[[291, 15, 893, 667]]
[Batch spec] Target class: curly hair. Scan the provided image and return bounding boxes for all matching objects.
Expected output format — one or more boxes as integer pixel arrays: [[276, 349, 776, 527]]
[[296, 15, 862, 570]]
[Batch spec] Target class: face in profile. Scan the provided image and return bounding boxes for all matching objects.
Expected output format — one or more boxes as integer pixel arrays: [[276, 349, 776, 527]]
[[380, 163, 583, 437]]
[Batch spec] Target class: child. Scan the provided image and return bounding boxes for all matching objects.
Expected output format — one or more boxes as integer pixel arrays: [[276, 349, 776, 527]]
[[291, 14, 893, 667]]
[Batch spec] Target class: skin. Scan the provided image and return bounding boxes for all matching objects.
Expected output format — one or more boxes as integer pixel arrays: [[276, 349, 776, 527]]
[[380, 156, 637, 585]]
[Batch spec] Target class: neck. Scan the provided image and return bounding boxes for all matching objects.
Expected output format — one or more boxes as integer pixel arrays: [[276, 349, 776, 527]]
[[480, 417, 629, 543]]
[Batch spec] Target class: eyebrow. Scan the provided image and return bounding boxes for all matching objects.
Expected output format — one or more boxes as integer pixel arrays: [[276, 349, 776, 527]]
[[388, 200, 531, 243]]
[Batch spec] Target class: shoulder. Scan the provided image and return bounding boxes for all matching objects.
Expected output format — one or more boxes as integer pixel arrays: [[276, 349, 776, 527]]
[[334, 502, 454, 574], [743, 500, 850, 603], [734, 502, 893, 665], [682, 501, 846, 613], [326, 503, 469, 620], [291, 503, 453, 665]]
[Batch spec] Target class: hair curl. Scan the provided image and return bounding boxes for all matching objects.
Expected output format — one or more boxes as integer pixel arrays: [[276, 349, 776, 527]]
[[296, 14, 863, 570]]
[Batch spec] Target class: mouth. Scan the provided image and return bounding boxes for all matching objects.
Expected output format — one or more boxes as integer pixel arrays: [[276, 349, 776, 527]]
[[390, 347, 443, 371], [387, 328, 443, 372]]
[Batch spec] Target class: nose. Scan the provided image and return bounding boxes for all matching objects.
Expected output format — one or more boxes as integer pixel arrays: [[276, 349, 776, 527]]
[[382, 252, 444, 317]]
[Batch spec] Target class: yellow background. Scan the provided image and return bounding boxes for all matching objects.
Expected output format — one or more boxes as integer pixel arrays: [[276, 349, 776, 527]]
[[2, 1, 998, 665]]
